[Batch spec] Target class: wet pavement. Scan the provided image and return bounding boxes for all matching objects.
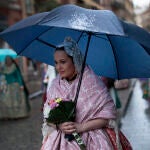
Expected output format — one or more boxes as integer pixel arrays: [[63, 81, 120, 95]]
[[121, 80, 150, 150], [0, 96, 43, 150]]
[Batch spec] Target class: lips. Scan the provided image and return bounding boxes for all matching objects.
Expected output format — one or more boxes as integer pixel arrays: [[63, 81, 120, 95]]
[[59, 71, 65, 74]]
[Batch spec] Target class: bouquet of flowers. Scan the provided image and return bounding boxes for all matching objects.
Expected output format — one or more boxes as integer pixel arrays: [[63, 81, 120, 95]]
[[43, 98, 86, 150]]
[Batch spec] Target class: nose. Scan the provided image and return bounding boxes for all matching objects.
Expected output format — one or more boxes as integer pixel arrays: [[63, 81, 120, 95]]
[[56, 64, 61, 72]]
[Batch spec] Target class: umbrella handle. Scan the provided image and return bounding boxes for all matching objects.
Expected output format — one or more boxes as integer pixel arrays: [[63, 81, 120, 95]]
[[74, 32, 92, 106]]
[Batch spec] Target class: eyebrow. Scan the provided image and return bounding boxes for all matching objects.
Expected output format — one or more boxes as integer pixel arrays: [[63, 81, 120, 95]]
[[54, 58, 66, 62]]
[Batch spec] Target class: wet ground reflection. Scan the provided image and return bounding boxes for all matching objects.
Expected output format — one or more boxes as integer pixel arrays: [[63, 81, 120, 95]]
[[121, 80, 150, 150]]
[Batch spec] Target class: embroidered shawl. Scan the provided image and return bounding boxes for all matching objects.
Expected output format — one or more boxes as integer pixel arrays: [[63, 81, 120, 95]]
[[41, 66, 116, 150]]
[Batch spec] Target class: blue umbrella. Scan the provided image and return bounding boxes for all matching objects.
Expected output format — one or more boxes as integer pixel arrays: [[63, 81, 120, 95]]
[[0, 4, 150, 79], [0, 48, 18, 62]]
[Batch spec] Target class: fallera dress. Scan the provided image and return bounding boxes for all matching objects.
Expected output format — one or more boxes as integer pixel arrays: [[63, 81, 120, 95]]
[[0, 63, 30, 119], [41, 66, 117, 150]]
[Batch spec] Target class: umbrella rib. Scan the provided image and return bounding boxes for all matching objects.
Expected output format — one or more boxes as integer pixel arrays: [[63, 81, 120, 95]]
[[141, 44, 150, 55], [37, 12, 57, 25], [94, 34, 108, 41], [76, 31, 84, 43], [37, 38, 56, 48], [106, 35, 119, 79], [18, 27, 55, 55]]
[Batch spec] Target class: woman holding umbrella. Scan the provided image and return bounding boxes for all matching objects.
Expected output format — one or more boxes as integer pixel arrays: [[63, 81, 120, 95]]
[[0, 56, 30, 119], [41, 37, 132, 150]]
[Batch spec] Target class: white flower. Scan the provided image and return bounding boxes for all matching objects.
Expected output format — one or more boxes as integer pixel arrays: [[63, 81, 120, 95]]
[[43, 105, 51, 118]]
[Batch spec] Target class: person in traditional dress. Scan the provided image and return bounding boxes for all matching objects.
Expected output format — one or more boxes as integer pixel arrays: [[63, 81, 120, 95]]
[[0, 56, 30, 119], [41, 37, 132, 150]]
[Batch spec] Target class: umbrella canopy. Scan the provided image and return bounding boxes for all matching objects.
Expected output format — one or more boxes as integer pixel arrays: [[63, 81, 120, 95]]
[[0, 4, 150, 79], [0, 48, 17, 62]]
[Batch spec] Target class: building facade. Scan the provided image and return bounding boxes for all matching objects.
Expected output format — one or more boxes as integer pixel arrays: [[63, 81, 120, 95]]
[[0, 0, 34, 76], [0, 0, 34, 47]]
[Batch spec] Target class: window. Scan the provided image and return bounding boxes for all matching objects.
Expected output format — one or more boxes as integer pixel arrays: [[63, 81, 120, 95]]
[[25, 0, 33, 14]]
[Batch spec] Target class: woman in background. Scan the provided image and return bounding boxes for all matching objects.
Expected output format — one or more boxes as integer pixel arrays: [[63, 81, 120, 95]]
[[0, 56, 30, 119]]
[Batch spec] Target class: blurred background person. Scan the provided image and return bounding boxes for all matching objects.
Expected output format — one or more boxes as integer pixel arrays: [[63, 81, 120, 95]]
[[101, 77, 122, 109], [0, 56, 30, 119]]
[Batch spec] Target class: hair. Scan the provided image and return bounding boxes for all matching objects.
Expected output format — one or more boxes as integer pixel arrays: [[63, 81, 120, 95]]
[[5, 55, 15, 64], [55, 46, 74, 63], [55, 46, 65, 51]]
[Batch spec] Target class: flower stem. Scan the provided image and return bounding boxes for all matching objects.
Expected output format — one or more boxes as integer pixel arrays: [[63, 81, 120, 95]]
[[72, 132, 86, 150]]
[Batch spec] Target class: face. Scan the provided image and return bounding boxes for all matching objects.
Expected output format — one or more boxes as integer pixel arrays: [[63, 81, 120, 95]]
[[5, 56, 13, 66], [54, 50, 76, 80]]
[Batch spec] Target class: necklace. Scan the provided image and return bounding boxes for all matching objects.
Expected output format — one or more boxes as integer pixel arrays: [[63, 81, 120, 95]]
[[67, 73, 77, 82]]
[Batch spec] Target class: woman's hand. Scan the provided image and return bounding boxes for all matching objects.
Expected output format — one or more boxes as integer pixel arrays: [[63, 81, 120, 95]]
[[58, 122, 83, 134], [59, 119, 108, 134], [48, 119, 108, 134]]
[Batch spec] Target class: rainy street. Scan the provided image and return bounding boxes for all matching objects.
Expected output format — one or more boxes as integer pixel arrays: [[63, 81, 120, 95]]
[[1, 1, 150, 150], [0, 96, 43, 150], [121, 80, 150, 150]]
